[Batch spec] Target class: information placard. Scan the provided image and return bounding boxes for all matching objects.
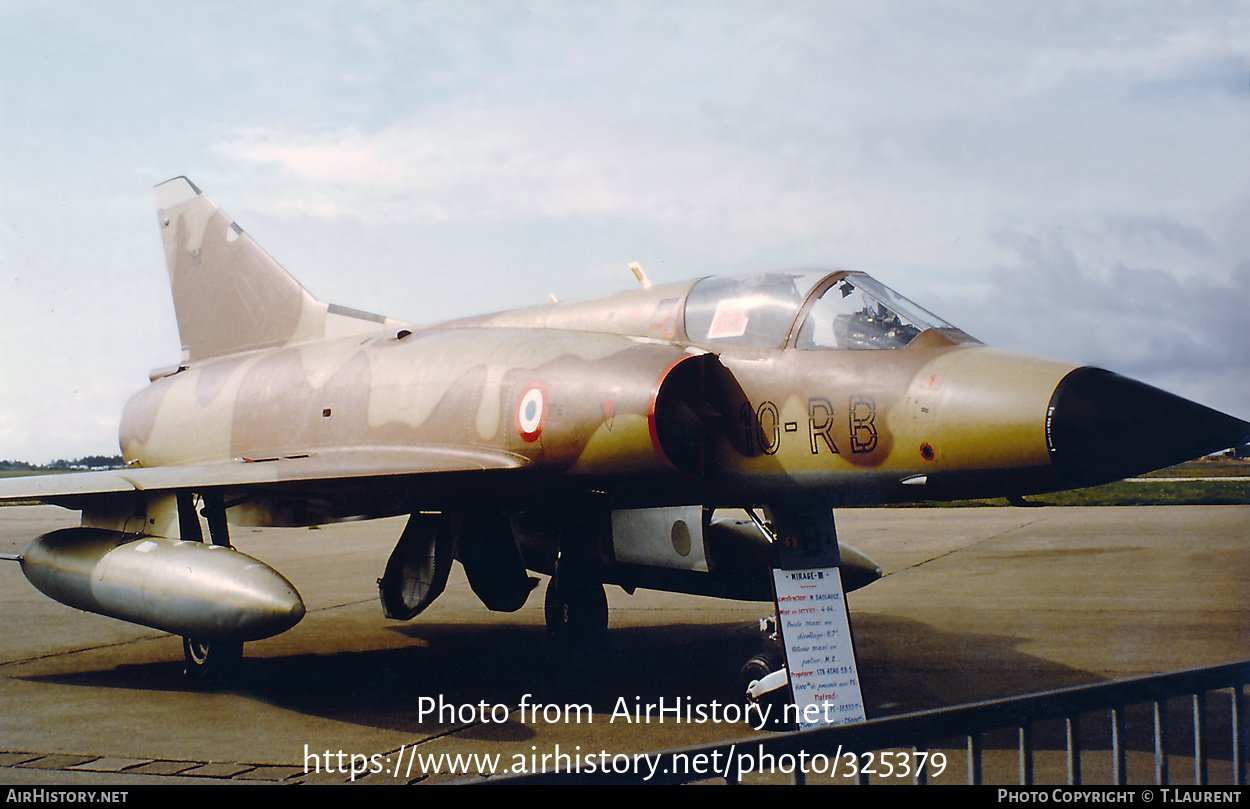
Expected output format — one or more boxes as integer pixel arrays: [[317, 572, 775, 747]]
[[773, 566, 865, 729]]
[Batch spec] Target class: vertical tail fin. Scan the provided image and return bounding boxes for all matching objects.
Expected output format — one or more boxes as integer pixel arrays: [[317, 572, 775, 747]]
[[155, 176, 323, 362], [154, 177, 401, 362]]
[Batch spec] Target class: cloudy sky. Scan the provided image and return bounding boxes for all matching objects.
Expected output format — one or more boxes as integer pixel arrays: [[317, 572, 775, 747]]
[[1, 1, 1247, 462]]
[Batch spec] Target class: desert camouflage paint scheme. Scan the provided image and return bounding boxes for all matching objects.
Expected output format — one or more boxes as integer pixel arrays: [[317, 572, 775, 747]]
[[3, 177, 1247, 676]]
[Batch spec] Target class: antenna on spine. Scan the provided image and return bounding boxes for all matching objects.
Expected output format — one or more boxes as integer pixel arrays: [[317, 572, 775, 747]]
[[629, 262, 652, 289]]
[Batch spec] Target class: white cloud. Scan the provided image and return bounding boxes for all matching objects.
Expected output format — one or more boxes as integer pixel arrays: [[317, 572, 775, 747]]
[[215, 112, 842, 239]]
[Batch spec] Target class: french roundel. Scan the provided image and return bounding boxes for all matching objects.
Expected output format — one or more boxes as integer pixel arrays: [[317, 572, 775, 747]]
[[515, 381, 547, 443]]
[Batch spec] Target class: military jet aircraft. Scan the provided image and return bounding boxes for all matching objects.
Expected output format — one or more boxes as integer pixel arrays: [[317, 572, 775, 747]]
[[3, 176, 1247, 681]]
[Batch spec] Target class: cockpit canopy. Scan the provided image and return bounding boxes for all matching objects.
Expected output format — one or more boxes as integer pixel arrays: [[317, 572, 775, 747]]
[[683, 270, 958, 350]]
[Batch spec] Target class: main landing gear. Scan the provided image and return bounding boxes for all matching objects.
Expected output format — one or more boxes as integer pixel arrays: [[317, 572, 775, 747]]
[[543, 563, 608, 638], [178, 492, 244, 684], [182, 637, 243, 685]]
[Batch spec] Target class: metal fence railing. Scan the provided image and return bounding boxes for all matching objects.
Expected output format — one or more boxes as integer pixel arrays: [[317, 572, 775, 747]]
[[477, 659, 1248, 785]]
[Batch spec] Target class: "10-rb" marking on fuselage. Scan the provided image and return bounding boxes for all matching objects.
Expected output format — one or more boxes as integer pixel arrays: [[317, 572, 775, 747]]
[[740, 397, 878, 456]]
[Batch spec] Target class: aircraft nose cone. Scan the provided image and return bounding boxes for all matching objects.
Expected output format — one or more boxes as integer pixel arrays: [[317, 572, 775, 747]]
[[1045, 367, 1250, 487]]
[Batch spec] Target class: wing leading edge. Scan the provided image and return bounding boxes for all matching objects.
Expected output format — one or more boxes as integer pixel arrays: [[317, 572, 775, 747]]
[[0, 446, 529, 507]]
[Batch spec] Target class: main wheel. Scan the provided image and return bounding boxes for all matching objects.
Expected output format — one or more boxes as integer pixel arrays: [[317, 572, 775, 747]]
[[544, 574, 608, 637], [183, 637, 243, 685]]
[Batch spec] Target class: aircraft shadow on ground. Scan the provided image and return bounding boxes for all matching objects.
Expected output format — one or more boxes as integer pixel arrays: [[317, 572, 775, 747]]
[[19, 614, 1238, 760], [28, 611, 1225, 757]]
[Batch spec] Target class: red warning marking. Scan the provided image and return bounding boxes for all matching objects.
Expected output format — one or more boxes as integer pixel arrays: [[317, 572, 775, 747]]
[[601, 395, 617, 428]]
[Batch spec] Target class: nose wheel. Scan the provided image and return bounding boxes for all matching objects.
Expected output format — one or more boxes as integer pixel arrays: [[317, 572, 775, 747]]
[[182, 637, 243, 684]]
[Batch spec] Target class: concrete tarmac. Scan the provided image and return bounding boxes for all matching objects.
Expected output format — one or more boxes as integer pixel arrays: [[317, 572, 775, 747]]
[[0, 504, 1246, 785]]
